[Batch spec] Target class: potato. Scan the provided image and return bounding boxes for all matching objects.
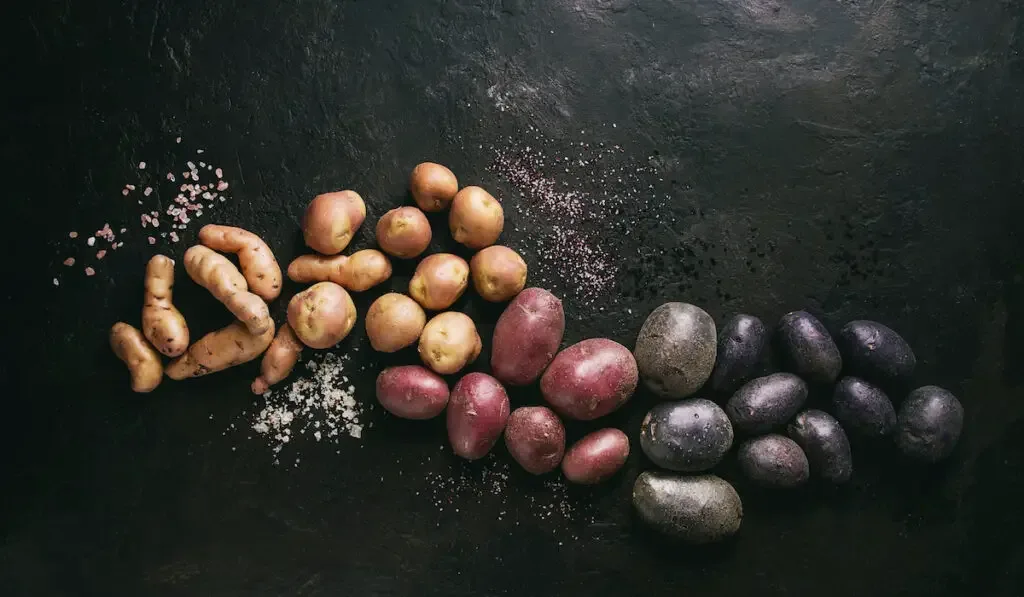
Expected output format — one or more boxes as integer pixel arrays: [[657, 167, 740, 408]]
[[142, 254, 189, 357], [724, 373, 808, 434], [365, 293, 426, 353], [737, 434, 809, 488], [251, 324, 304, 394], [788, 410, 852, 483], [633, 472, 742, 543], [449, 186, 503, 249], [410, 162, 458, 212], [470, 246, 527, 302], [561, 428, 630, 485], [376, 365, 450, 420], [409, 253, 470, 310], [896, 386, 963, 462], [198, 224, 283, 301], [490, 288, 565, 386], [110, 322, 163, 393], [302, 190, 366, 255], [287, 249, 392, 292], [640, 399, 733, 472], [540, 338, 638, 420], [418, 312, 481, 374], [184, 245, 272, 335], [287, 282, 357, 349], [504, 406, 566, 475], [838, 320, 917, 384], [832, 376, 896, 438], [634, 302, 717, 399], [777, 311, 842, 384], [447, 373, 510, 460], [376, 206, 432, 258], [708, 314, 766, 393], [166, 321, 275, 380]]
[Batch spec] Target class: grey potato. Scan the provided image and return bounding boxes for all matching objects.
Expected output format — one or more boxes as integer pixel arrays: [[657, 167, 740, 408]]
[[838, 320, 917, 384], [897, 386, 964, 462], [788, 410, 853, 483], [832, 376, 896, 437], [634, 302, 717, 399], [725, 373, 808, 434], [777, 311, 842, 384], [633, 472, 743, 543], [709, 314, 767, 393], [737, 434, 809, 488], [640, 399, 733, 472]]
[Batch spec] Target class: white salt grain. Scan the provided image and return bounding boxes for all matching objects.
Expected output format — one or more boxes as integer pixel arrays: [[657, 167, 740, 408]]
[[86, 237, 95, 247], [138, 162, 146, 169]]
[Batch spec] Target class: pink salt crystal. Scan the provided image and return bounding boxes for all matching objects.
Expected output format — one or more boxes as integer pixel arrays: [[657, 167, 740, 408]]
[[167, 173, 176, 182], [215, 168, 223, 178], [87, 237, 95, 247], [96, 250, 106, 259], [170, 231, 179, 242], [139, 162, 146, 169], [217, 181, 229, 191], [148, 236, 156, 245], [69, 231, 78, 238], [126, 184, 136, 191], [63, 258, 75, 266], [176, 137, 182, 144], [144, 187, 153, 196], [85, 267, 95, 276], [122, 188, 130, 196]]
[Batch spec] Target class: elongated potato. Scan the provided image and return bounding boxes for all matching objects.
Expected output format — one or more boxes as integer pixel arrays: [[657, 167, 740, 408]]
[[166, 320, 275, 380], [183, 245, 272, 335], [110, 322, 163, 393], [490, 288, 565, 386], [562, 428, 630, 485], [287, 250, 392, 292], [409, 253, 469, 310], [447, 373, 510, 460], [251, 324, 304, 394], [142, 255, 189, 357], [303, 190, 366, 255], [287, 282, 357, 349], [376, 365, 450, 419], [198, 224, 283, 301], [540, 338, 638, 420]]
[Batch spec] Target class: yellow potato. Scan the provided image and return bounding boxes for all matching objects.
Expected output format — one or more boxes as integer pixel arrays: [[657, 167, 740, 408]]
[[449, 186, 504, 249], [376, 206, 432, 258], [410, 162, 459, 212], [418, 312, 482, 375], [198, 224, 283, 301], [286, 249, 392, 292], [302, 190, 366, 255], [287, 282, 357, 349], [252, 323, 304, 394], [110, 322, 163, 393], [183, 245, 272, 336], [142, 254, 189, 357], [470, 246, 527, 302], [166, 321, 275, 380], [409, 253, 469, 310], [366, 293, 426, 353]]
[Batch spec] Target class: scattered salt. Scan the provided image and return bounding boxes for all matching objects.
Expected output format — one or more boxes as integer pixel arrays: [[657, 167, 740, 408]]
[[63, 258, 75, 266], [69, 231, 78, 239], [84, 267, 95, 276], [148, 236, 156, 245], [86, 237, 95, 247], [138, 162, 146, 169], [96, 250, 106, 259]]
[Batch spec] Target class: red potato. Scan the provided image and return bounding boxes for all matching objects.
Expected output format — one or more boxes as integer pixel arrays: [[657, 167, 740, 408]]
[[561, 428, 630, 485], [504, 407, 566, 475], [447, 373, 510, 460], [540, 338, 639, 420], [490, 288, 565, 386], [449, 186, 504, 249], [287, 282, 357, 349], [410, 162, 459, 212], [409, 253, 470, 310], [302, 190, 366, 255], [376, 206, 432, 258], [376, 366, 450, 420], [470, 245, 527, 302]]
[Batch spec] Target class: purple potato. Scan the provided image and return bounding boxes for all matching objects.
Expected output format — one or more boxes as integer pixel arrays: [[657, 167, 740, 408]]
[[709, 314, 767, 393], [640, 399, 734, 472], [832, 376, 897, 438], [777, 311, 842, 384], [896, 386, 964, 462], [838, 320, 917, 384], [788, 409, 853, 483], [737, 434, 810, 488], [633, 472, 743, 543], [634, 302, 718, 399], [725, 373, 808, 434]]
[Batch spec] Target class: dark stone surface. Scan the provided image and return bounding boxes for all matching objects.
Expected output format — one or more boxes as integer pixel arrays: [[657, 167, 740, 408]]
[[4, 0, 1024, 595]]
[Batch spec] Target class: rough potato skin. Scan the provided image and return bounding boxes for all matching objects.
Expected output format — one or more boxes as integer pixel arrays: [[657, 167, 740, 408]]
[[302, 190, 366, 255], [287, 254, 348, 284], [198, 224, 283, 301], [287, 250, 392, 292], [365, 293, 426, 353], [504, 406, 566, 474], [832, 376, 897, 438], [490, 288, 565, 386], [376, 365, 450, 420], [788, 410, 853, 483], [447, 373, 510, 460], [409, 253, 470, 310], [449, 186, 504, 249], [166, 321, 275, 380], [896, 386, 964, 462], [561, 428, 630, 485], [287, 282, 357, 349], [725, 373, 808, 434], [634, 302, 718, 399], [410, 162, 458, 212], [251, 324, 304, 394], [737, 434, 809, 488], [142, 254, 189, 357], [838, 320, 917, 384], [640, 399, 734, 472], [709, 314, 766, 393], [540, 338, 638, 420], [376, 206, 432, 258], [633, 472, 743, 543], [183, 245, 272, 335], [418, 312, 482, 374], [110, 322, 164, 393], [777, 311, 843, 384], [470, 246, 527, 302]]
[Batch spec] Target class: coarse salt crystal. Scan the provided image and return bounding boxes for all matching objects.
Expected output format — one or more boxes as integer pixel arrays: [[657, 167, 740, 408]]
[[122, 189, 130, 196], [217, 181, 229, 191], [215, 168, 223, 178], [87, 237, 95, 246], [69, 231, 78, 238], [170, 232, 179, 242], [187, 161, 195, 170], [199, 162, 206, 168], [84, 267, 95, 276], [53, 278, 59, 286], [138, 162, 146, 169], [63, 257, 75, 266], [144, 187, 153, 196], [126, 184, 136, 191], [176, 136, 182, 144], [167, 173, 176, 182], [197, 149, 204, 154], [148, 236, 156, 245], [119, 228, 126, 233], [96, 250, 106, 259]]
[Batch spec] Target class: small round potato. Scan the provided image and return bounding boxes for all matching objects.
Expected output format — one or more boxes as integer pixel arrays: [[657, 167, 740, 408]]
[[376, 365, 450, 420], [505, 406, 566, 475], [287, 282, 357, 349], [449, 186, 504, 249], [302, 190, 366, 255], [418, 312, 482, 374], [561, 428, 630, 485], [470, 246, 527, 302], [410, 162, 459, 212], [365, 293, 426, 353], [409, 253, 470, 311], [376, 206, 432, 258], [338, 249, 392, 292]]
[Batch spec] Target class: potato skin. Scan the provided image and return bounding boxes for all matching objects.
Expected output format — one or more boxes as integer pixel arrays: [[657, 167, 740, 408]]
[[896, 386, 963, 462], [418, 312, 482, 374], [409, 253, 470, 311], [470, 246, 527, 302], [490, 288, 565, 386], [184, 245, 272, 336], [737, 434, 809, 488], [198, 224, 283, 301], [788, 409, 853, 483], [287, 282, 357, 349], [302, 190, 366, 255], [251, 323, 304, 394], [365, 293, 426, 353], [633, 472, 742, 543], [777, 311, 842, 384], [832, 376, 896, 438], [166, 321, 275, 380], [338, 249, 392, 292], [142, 254, 189, 357], [634, 302, 717, 399], [540, 338, 638, 420], [110, 322, 163, 393], [410, 162, 458, 212], [640, 399, 733, 472], [725, 373, 808, 434], [376, 365, 450, 420], [447, 373, 510, 460], [709, 314, 766, 393], [376, 206, 432, 258], [838, 320, 917, 384], [561, 428, 630, 485], [504, 406, 566, 475], [449, 186, 504, 249]]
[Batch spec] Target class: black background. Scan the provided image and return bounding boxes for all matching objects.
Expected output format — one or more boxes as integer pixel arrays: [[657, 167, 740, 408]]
[[4, 0, 1024, 595]]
